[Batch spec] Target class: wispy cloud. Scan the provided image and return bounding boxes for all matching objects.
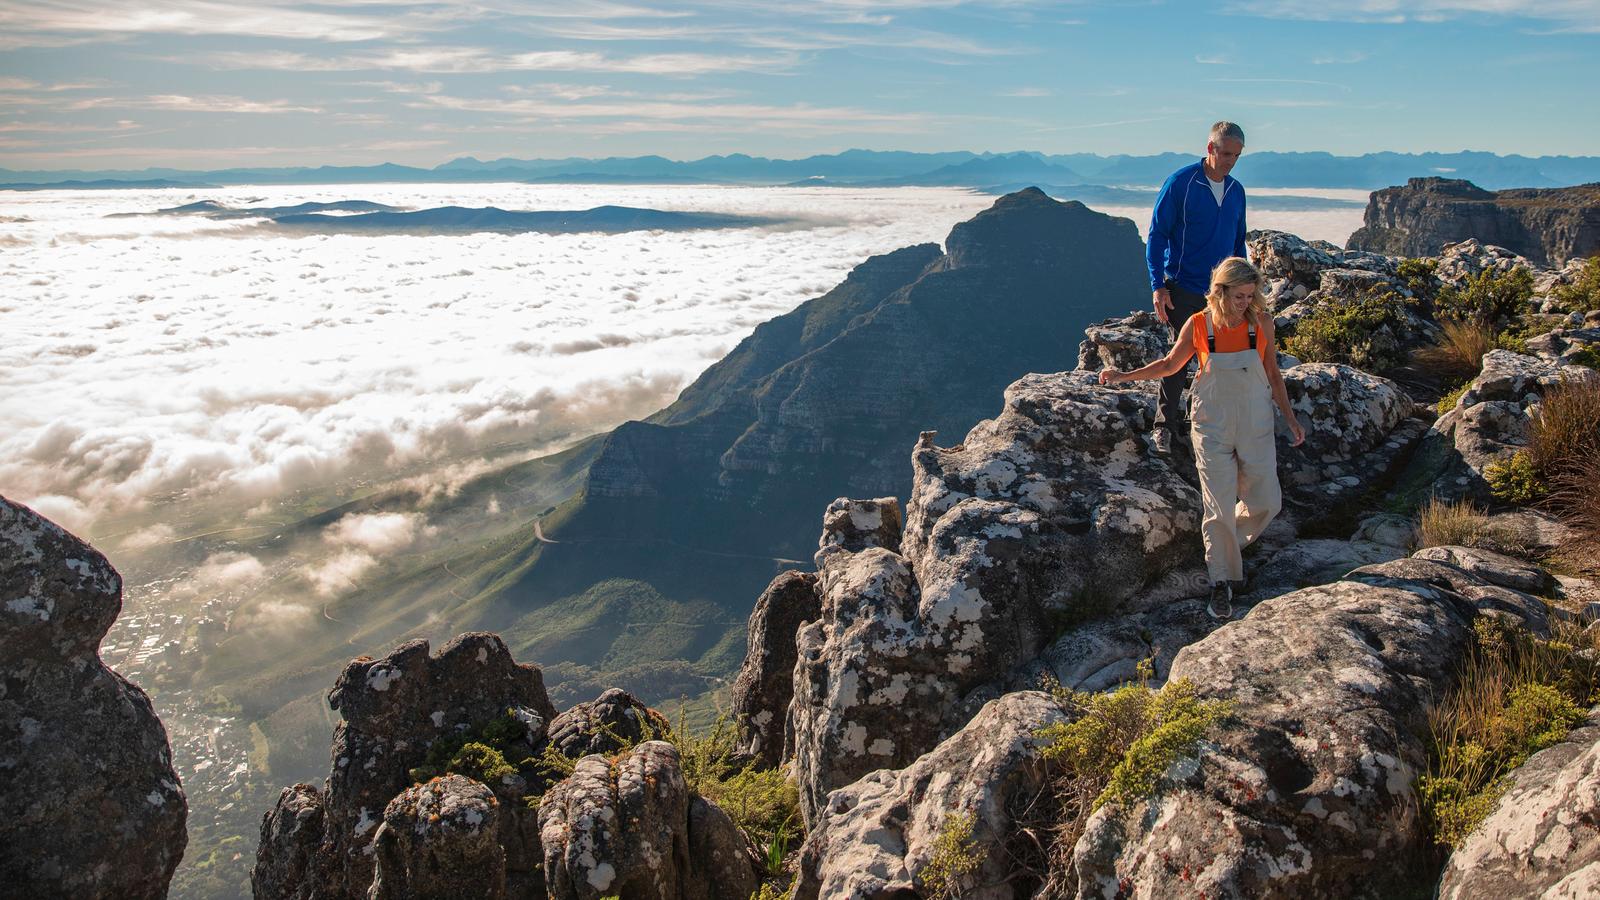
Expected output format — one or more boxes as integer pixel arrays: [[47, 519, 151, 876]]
[[1208, 77, 1352, 91], [999, 86, 1052, 97], [1195, 53, 1231, 64], [67, 94, 323, 114], [184, 46, 801, 76], [1225, 0, 1600, 32]]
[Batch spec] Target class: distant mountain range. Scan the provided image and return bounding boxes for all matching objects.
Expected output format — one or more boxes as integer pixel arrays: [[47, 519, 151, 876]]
[[5, 149, 1600, 191], [107, 198, 782, 234]]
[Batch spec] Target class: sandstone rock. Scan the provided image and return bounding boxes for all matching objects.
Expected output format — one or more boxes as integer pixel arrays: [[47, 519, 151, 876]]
[[1439, 712, 1600, 899], [0, 496, 187, 900], [1423, 350, 1591, 503], [538, 741, 758, 900], [254, 633, 557, 899], [1277, 363, 1418, 508], [793, 691, 1069, 900], [1413, 544, 1557, 594], [1352, 513, 1418, 550], [1030, 599, 1217, 693], [252, 785, 326, 900], [1348, 178, 1600, 266], [1241, 537, 1407, 602], [1075, 310, 1169, 373], [1247, 229, 1339, 288], [817, 496, 904, 557], [547, 687, 670, 759], [369, 775, 506, 900], [1526, 325, 1600, 366], [730, 570, 820, 767], [790, 371, 1204, 824], [1071, 559, 1480, 898]]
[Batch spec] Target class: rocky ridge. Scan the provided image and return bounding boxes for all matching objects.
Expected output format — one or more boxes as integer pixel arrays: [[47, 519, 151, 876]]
[[1348, 176, 1600, 266]]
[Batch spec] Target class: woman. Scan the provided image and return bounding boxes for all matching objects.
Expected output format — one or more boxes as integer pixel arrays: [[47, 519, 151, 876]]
[[1099, 257, 1305, 619]]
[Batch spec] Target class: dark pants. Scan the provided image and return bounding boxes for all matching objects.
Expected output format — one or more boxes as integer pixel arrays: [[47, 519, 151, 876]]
[[1155, 281, 1209, 433]]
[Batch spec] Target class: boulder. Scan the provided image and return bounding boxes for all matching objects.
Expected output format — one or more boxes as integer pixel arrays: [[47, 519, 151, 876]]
[[1247, 230, 1339, 288], [1412, 544, 1557, 595], [1422, 350, 1590, 503], [1071, 559, 1480, 898], [254, 633, 557, 899], [793, 691, 1069, 900], [1075, 310, 1170, 373], [369, 775, 506, 900], [546, 687, 671, 759], [252, 784, 327, 900], [729, 570, 820, 767], [1439, 713, 1600, 899], [0, 496, 188, 900], [538, 741, 758, 900], [1277, 363, 1418, 508]]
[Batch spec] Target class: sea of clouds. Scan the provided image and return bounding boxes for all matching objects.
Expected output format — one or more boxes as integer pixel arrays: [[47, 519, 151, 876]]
[[0, 182, 1365, 540]]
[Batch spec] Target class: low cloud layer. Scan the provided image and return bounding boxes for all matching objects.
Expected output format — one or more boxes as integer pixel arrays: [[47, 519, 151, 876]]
[[1, 184, 1020, 533]]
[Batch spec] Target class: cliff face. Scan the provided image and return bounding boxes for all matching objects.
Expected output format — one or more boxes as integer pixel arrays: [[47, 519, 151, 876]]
[[1347, 176, 1600, 265], [0, 495, 188, 899], [573, 187, 1150, 563]]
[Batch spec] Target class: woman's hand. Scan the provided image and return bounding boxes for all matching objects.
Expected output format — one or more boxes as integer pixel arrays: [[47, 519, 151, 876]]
[[1098, 368, 1125, 385], [1287, 415, 1305, 447]]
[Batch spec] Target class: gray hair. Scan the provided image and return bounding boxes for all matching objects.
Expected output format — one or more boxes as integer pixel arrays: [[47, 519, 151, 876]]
[[1209, 121, 1245, 147]]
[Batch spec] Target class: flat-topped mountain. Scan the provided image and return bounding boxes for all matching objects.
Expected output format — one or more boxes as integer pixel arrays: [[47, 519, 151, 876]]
[[1348, 176, 1600, 264], [270, 204, 783, 235]]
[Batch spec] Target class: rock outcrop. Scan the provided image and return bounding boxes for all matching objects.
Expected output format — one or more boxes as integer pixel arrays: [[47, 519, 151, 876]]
[[1421, 349, 1592, 503], [1439, 712, 1600, 899], [369, 775, 507, 900], [785, 352, 1417, 827], [730, 570, 820, 767], [254, 633, 557, 899], [0, 496, 187, 899], [1071, 556, 1483, 898], [793, 691, 1069, 900], [538, 741, 758, 900], [1347, 177, 1600, 266], [546, 686, 670, 758]]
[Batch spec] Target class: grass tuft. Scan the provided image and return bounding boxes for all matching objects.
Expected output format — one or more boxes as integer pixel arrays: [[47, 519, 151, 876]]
[[1419, 617, 1598, 848], [1414, 319, 1496, 384]]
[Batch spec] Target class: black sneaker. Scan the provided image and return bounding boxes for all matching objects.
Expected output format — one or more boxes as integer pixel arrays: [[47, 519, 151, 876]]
[[1207, 582, 1234, 620], [1151, 427, 1173, 455]]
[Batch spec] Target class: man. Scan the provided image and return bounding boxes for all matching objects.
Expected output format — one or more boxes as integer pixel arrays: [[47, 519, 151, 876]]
[[1145, 121, 1248, 454]]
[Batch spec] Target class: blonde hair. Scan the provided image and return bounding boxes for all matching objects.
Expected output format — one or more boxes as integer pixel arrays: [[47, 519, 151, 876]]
[[1205, 256, 1267, 327]]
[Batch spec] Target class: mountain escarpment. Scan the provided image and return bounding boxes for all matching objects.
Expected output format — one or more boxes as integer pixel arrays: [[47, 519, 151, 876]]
[[1347, 176, 1600, 265]]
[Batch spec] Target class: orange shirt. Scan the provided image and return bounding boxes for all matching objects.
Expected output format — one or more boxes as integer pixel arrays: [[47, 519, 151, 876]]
[[1189, 311, 1270, 368]]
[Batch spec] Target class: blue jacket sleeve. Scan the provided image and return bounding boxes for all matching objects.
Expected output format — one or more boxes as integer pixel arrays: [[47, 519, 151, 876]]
[[1234, 187, 1247, 260], [1147, 174, 1180, 292]]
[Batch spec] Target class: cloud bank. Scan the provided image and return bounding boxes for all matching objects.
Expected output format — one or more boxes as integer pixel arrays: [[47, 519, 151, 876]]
[[0, 184, 1007, 533]]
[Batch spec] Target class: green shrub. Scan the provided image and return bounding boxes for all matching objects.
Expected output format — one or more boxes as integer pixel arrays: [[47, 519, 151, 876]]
[[1434, 266, 1535, 328], [1035, 664, 1231, 883], [1419, 617, 1600, 848], [445, 742, 516, 786], [920, 811, 985, 900], [1569, 344, 1600, 370], [1436, 381, 1472, 415], [1281, 290, 1412, 372], [1552, 256, 1600, 314], [1485, 450, 1546, 505], [675, 711, 803, 853], [1399, 257, 1439, 302]]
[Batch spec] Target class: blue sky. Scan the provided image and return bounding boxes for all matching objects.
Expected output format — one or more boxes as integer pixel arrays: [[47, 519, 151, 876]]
[[1, 1, 1596, 169]]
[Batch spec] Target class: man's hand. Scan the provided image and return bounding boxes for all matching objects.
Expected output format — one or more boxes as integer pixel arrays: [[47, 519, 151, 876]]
[[1153, 287, 1173, 325], [1287, 415, 1306, 447], [1098, 368, 1125, 385]]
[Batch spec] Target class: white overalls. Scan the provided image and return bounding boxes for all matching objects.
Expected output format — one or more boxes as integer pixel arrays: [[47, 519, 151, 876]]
[[1190, 313, 1283, 584]]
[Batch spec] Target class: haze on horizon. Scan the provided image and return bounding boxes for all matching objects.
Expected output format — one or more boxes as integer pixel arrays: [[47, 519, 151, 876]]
[[2, 1, 1598, 171]]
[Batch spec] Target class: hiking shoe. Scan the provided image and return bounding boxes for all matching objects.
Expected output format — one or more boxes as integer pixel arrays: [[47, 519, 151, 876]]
[[1207, 582, 1234, 620], [1150, 427, 1173, 455]]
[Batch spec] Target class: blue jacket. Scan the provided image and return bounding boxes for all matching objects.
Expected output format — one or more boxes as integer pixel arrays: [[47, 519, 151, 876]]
[[1146, 160, 1247, 294]]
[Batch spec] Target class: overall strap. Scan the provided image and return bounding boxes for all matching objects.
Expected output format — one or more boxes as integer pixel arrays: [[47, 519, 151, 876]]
[[1205, 312, 1258, 351]]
